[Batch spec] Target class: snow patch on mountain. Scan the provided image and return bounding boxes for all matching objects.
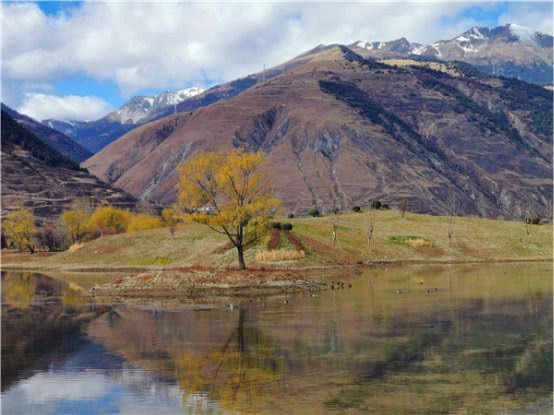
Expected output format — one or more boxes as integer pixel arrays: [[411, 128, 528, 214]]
[[508, 23, 538, 44], [117, 87, 204, 124]]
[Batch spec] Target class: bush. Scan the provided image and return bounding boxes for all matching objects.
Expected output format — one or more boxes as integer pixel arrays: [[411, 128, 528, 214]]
[[127, 214, 162, 232], [271, 222, 283, 230], [287, 213, 295, 219], [525, 217, 541, 225], [282, 223, 293, 231], [308, 208, 320, 217], [161, 207, 180, 237], [352, 206, 361, 213], [382, 204, 390, 210], [370, 200, 382, 210], [333, 208, 340, 215], [36, 224, 68, 252]]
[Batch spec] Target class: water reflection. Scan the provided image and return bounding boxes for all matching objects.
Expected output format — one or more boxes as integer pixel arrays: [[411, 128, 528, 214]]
[[2, 264, 552, 414]]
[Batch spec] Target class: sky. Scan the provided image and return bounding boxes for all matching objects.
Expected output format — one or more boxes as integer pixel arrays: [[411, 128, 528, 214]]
[[2, 1, 552, 122]]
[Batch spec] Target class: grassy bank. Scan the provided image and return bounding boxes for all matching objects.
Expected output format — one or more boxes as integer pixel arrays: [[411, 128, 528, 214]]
[[2, 210, 551, 271]]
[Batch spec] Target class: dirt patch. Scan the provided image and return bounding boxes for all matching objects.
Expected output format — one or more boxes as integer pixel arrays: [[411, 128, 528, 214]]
[[285, 231, 306, 251], [93, 245, 122, 255], [90, 267, 337, 300], [267, 229, 281, 250]]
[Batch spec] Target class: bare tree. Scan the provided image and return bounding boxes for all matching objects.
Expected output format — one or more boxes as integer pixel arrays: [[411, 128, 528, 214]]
[[331, 209, 339, 249], [523, 201, 537, 247], [400, 198, 408, 218], [447, 194, 457, 247], [545, 200, 553, 223], [367, 201, 376, 254]]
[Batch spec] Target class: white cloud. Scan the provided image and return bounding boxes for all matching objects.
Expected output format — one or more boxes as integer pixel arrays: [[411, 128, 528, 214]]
[[498, 2, 553, 35], [18, 93, 113, 121], [1, 1, 552, 121], [1, 2, 476, 95]]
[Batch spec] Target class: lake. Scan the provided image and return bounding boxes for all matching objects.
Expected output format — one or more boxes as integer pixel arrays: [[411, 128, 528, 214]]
[[1, 263, 552, 414]]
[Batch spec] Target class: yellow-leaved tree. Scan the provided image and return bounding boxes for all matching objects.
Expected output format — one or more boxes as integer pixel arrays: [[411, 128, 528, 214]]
[[177, 150, 280, 270], [89, 206, 132, 237], [3, 208, 36, 253], [61, 208, 91, 243]]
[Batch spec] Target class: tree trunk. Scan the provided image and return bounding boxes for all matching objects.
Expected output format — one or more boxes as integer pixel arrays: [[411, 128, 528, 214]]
[[237, 244, 246, 270]]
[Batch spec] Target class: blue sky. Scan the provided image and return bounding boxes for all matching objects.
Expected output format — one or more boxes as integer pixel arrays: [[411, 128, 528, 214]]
[[3, 1, 552, 121]]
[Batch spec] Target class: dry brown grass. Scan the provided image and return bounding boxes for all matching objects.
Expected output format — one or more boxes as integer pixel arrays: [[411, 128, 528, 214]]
[[255, 249, 306, 262], [406, 238, 432, 248], [68, 242, 85, 252]]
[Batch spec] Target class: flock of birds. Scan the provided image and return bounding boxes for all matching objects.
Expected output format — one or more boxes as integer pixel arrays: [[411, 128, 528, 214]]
[[224, 280, 440, 310]]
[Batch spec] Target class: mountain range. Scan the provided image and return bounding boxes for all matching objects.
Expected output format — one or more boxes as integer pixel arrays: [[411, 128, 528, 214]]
[[351, 24, 553, 85], [39, 24, 553, 156], [83, 43, 552, 219], [42, 87, 204, 153], [5, 23, 552, 220]]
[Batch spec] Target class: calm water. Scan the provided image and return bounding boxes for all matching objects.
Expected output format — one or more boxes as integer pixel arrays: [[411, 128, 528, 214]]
[[1, 264, 552, 414]]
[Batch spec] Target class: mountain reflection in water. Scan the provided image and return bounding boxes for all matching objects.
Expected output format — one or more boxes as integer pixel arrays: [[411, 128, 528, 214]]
[[1, 263, 552, 414]]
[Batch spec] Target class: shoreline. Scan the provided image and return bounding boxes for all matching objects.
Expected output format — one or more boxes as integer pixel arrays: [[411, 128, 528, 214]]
[[3, 255, 552, 301], [2, 256, 551, 274]]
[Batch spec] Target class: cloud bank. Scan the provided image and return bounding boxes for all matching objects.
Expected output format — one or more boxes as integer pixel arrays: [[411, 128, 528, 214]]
[[18, 93, 113, 122], [2, 2, 552, 121]]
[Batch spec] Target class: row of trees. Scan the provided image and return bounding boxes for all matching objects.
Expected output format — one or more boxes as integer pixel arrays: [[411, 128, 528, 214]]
[[2, 204, 180, 253], [4, 148, 548, 270]]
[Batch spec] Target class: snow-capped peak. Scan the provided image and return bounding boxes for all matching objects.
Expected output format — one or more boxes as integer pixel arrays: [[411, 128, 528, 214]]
[[508, 23, 537, 43], [177, 86, 204, 98], [354, 40, 385, 50], [117, 86, 205, 124], [352, 38, 426, 55]]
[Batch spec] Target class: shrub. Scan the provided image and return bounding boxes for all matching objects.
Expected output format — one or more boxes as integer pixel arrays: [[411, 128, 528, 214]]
[[287, 213, 295, 219], [161, 207, 180, 237], [282, 223, 293, 231], [333, 208, 340, 214], [127, 214, 162, 232], [36, 224, 68, 252], [352, 206, 361, 212], [525, 217, 541, 225], [271, 222, 283, 230], [370, 200, 382, 210], [382, 203, 390, 210], [308, 208, 320, 217]]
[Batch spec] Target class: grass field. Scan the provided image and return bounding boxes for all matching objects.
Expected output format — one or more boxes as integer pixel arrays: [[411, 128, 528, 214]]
[[2, 209, 551, 271]]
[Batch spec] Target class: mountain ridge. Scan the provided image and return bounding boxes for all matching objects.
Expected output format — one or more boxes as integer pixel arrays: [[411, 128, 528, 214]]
[[351, 23, 553, 84], [40, 87, 204, 153], [1, 109, 136, 222], [83, 44, 552, 220], [39, 23, 553, 155], [2, 104, 92, 163]]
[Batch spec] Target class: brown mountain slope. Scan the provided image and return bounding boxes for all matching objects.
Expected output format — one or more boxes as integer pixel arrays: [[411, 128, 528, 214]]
[[1, 111, 136, 222], [84, 46, 552, 219]]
